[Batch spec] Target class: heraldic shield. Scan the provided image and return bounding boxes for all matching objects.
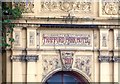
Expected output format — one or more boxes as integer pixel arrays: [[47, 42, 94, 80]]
[[60, 51, 75, 71]]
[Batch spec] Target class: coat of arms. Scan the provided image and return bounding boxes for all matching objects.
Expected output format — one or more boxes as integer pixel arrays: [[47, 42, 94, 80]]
[[60, 51, 75, 71]]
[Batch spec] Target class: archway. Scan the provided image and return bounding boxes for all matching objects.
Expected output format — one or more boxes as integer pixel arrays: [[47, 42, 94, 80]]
[[45, 71, 90, 84]]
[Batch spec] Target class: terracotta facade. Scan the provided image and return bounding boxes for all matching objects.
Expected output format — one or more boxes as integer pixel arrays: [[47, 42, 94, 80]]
[[1, 0, 120, 83]]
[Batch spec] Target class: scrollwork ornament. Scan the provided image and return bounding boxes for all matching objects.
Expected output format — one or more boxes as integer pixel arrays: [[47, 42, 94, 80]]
[[104, 2, 118, 15], [44, 2, 58, 11]]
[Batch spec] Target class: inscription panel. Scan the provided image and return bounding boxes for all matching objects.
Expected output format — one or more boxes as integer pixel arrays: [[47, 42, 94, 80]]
[[42, 34, 92, 47]]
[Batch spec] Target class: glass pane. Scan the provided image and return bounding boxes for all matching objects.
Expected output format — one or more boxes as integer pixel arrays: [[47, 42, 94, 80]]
[[63, 74, 77, 84], [46, 74, 62, 84]]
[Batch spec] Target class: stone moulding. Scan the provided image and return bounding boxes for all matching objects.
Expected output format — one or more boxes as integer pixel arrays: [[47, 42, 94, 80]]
[[10, 55, 39, 62], [98, 56, 120, 62]]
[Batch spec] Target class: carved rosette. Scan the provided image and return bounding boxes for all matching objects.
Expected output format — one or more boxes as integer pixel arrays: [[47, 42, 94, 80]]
[[13, 2, 34, 13], [41, 1, 92, 13], [101, 1, 119, 15], [74, 55, 92, 78]]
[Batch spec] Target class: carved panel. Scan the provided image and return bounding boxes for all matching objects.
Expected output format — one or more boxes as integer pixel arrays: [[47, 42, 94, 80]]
[[42, 55, 62, 77], [14, 32, 21, 46], [73, 55, 92, 78], [115, 33, 120, 48], [41, 1, 92, 13], [27, 29, 36, 48], [60, 51, 75, 71], [100, 29, 109, 49], [13, 1, 34, 13], [99, 0, 119, 17], [13, 29, 22, 48], [29, 31, 35, 46], [102, 33, 107, 47]]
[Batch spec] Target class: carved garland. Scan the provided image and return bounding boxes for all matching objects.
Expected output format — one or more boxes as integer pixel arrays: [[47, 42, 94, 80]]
[[41, 1, 92, 13]]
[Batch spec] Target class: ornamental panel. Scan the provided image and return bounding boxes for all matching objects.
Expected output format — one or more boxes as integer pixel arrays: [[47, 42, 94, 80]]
[[27, 29, 36, 48], [13, 28, 22, 48], [40, 0, 94, 17], [99, 0, 119, 17], [114, 29, 120, 49], [12, 0, 34, 13], [42, 55, 62, 77], [41, 1, 92, 13], [100, 29, 109, 49], [73, 55, 92, 79]]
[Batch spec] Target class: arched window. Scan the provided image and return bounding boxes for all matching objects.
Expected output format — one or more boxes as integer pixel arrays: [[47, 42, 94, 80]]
[[45, 71, 89, 84]]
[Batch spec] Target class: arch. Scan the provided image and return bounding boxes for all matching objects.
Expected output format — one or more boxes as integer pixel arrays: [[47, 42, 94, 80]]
[[42, 69, 91, 84]]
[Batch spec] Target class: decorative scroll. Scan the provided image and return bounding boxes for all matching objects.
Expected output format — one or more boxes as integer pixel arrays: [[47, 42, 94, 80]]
[[100, 0, 119, 16], [41, 1, 92, 13], [10, 55, 39, 62], [42, 55, 61, 76], [29, 31, 35, 46], [98, 56, 120, 62], [14, 32, 20, 46], [74, 55, 92, 78], [60, 51, 75, 71], [42, 34, 92, 47], [13, 1, 34, 13]]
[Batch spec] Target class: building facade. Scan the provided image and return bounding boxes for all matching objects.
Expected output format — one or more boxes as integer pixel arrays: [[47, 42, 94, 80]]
[[1, 0, 120, 83]]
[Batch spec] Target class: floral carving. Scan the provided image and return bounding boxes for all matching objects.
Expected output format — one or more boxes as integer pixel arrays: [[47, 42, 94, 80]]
[[42, 55, 61, 76], [13, 2, 34, 13], [41, 1, 92, 13], [74, 55, 92, 78], [102, 1, 119, 15]]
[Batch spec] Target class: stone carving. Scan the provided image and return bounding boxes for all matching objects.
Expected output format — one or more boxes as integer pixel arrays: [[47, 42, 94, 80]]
[[41, 1, 92, 13], [29, 32, 35, 46], [43, 34, 92, 47], [42, 55, 61, 76], [102, 1, 119, 15], [116, 34, 120, 47], [59, 2, 73, 12], [60, 51, 74, 71], [14, 32, 20, 46], [74, 55, 92, 78], [102, 33, 107, 47], [13, 1, 34, 13]]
